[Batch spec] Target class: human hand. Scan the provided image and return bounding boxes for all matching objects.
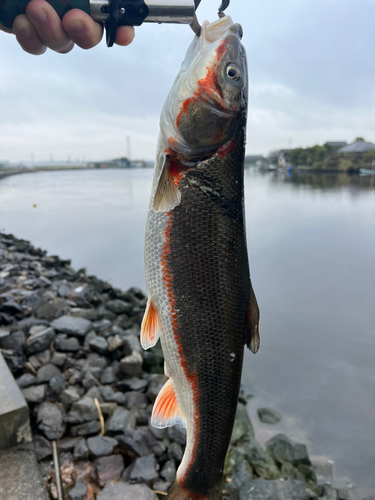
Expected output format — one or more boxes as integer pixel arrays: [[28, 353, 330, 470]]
[[0, 0, 135, 55]]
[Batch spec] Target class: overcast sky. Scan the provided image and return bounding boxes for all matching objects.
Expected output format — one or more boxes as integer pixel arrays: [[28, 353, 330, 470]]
[[1, 0, 375, 163]]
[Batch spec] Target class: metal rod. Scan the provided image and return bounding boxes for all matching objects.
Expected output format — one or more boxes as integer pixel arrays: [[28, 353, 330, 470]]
[[52, 441, 64, 500]]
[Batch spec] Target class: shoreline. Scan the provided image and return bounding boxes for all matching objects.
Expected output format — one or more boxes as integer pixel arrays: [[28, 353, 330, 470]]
[[0, 232, 368, 500]]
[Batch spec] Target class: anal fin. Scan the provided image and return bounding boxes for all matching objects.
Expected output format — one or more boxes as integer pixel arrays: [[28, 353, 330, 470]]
[[244, 282, 260, 354], [141, 298, 160, 350], [153, 154, 181, 212], [151, 378, 186, 429]]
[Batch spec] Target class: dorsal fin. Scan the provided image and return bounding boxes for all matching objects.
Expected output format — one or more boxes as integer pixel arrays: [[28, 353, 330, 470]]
[[244, 283, 260, 354], [153, 154, 181, 212], [151, 378, 186, 429], [141, 298, 160, 350]]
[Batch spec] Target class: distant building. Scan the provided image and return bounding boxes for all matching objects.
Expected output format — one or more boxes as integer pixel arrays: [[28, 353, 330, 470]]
[[277, 149, 292, 167], [324, 141, 348, 155], [245, 155, 268, 168], [337, 137, 375, 154]]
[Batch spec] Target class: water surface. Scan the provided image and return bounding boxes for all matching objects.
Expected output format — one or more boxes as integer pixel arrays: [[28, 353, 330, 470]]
[[0, 169, 374, 495]]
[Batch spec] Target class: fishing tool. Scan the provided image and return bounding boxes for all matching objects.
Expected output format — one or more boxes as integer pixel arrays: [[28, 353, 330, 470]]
[[0, 0, 230, 46]]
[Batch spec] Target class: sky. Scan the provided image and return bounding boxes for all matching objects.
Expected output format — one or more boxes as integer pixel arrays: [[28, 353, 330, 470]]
[[1, 0, 375, 163]]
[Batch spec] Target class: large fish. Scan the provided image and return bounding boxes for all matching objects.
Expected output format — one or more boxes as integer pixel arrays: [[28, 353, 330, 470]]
[[141, 15, 259, 500]]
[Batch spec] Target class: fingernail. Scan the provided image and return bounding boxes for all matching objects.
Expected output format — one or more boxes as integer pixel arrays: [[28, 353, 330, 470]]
[[67, 20, 85, 35], [30, 9, 48, 25]]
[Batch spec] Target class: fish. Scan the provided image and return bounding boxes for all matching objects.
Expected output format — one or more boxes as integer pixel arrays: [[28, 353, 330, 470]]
[[141, 15, 260, 500]]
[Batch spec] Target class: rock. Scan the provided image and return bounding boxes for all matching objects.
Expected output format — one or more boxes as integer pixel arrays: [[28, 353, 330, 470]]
[[119, 351, 143, 376], [0, 330, 26, 352], [227, 461, 253, 494], [37, 402, 66, 440], [27, 326, 56, 354], [153, 480, 172, 494], [280, 462, 305, 482], [105, 407, 136, 435], [117, 430, 151, 457], [311, 456, 334, 484], [28, 355, 41, 370], [125, 391, 149, 410], [100, 367, 116, 385], [37, 363, 62, 383], [108, 335, 124, 352], [22, 384, 47, 403], [167, 426, 186, 446], [235, 478, 308, 500], [58, 284, 71, 297], [67, 480, 88, 500], [70, 308, 101, 321], [106, 300, 132, 315], [51, 316, 93, 337], [321, 484, 339, 500], [36, 348, 51, 365], [49, 373, 67, 394], [87, 436, 118, 457], [59, 437, 81, 452], [116, 377, 148, 392], [100, 402, 118, 416], [54, 334, 80, 352], [73, 438, 90, 460], [265, 434, 311, 466], [297, 464, 317, 485], [160, 460, 176, 483], [60, 387, 81, 407], [89, 336, 108, 355], [93, 319, 112, 334], [74, 461, 97, 483], [16, 373, 37, 388], [337, 490, 351, 500], [51, 351, 67, 367], [231, 403, 255, 443], [84, 331, 97, 348], [85, 386, 102, 401], [243, 439, 280, 480], [70, 420, 101, 437], [96, 455, 124, 486], [34, 435, 52, 461], [99, 385, 125, 405], [147, 374, 168, 402], [168, 442, 183, 462], [81, 371, 100, 390], [126, 454, 159, 483], [67, 396, 98, 424], [97, 483, 154, 500], [35, 299, 69, 321], [257, 407, 282, 425]]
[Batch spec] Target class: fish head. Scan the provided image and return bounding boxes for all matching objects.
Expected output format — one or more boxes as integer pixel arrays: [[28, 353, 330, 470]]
[[160, 16, 248, 158]]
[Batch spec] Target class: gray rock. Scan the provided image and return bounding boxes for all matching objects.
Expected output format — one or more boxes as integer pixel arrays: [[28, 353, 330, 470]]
[[58, 284, 71, 298], [321, 484, 339, 500], [147, 374, 168, 402], [87, 436, 118, 457], [70, 420, 101, 437], [54, 334, 80, 352], [117, 430, 151, 457], [93, 319, 112, 334], [168, 425, 186, 446], [97, 482, 154, 500], [49, 374, 67, 394], [67, 480, 88, 500], [60, 387, 81, 407], [99, 385, 126, 405], [257, 407, 282, 425], [37, 363, 61, 383], [0, 330, 26, 352], [84, 330, 97, 348], [22, 384, 47, 404], [265, 434, 311, 466], [100, 366, 116, 385], [231, 403, 255, 443], [106, 299, 132, 315], [119, 351, 143, 376], [34, 435, 52, 461], [235, 478, 308, 500], [51, 351, 67, 367], [127, 454, 159, 483], [89, 336, 108, 354], [116, 377, 148, 392], [106, 407, 136, 435], [168, 442, 183, 462], [73, 438, 90, 460], [36, 348, 51, 365], [59, 437, 81, 451], [227, 461, 253, 493], [160, 460, 176, 483], [125, 391, 149, 410], [243, 439, 280, 480], [27, 326, 56, 354], [37, 402, 66, 440], [85, 386, 102, 400], [96, 455, 124, 486], [108, 334, 124, 352], [100, 402, 118, 416], [70, 308, 101, 321], [16, 373, 37, 388], [81, 371, 100, 390], [337, 490, 351, 500], [67, 396, 98, 424], [51, 315, 92, 337], [35, 299, 69, 321]]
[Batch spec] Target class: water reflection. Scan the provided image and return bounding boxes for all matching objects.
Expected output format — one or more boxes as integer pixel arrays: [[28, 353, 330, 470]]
[[267, 170, 375, 191]]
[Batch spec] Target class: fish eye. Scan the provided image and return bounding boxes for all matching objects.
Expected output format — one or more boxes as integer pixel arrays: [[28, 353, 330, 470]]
[[226, 65, 240, 81]]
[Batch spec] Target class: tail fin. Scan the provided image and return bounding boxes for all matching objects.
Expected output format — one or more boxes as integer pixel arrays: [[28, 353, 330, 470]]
[[166, 479, 222, 500]]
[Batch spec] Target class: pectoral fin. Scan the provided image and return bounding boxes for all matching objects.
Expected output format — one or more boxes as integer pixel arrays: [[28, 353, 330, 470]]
[[244, 282, 260, 353], [151, 378, 186, 429], [153, 154, 181, 212], [141, 298, 160, 350]]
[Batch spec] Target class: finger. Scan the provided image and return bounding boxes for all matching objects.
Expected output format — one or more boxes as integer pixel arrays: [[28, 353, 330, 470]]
[[62, 9, 103, 50], [25, 0, 73, 53], [115, 25, 135, 46], [13, 14, 47, 55]]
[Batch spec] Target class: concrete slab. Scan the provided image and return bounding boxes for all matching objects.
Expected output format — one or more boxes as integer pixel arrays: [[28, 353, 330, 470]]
[[0, 444, 50, 500], [0, 352, 31, 450]]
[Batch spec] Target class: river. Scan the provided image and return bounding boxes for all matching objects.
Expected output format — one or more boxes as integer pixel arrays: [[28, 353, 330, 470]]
[[0, 168, 374, 495]]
